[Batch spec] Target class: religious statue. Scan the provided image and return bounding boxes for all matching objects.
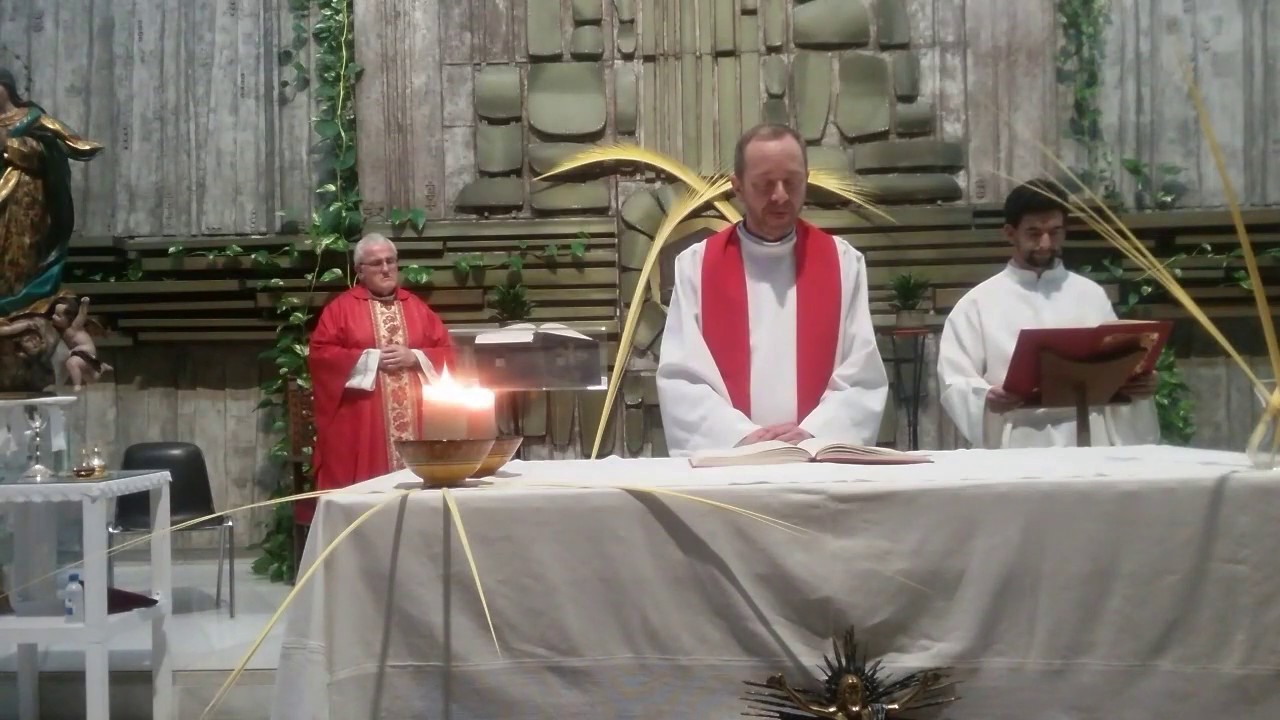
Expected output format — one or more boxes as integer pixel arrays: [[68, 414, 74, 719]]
[[0, 65, 107, 395], [743, 628, 958, 720]]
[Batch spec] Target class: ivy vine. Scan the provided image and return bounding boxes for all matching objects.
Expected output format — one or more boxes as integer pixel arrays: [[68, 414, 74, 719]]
[[1083, 244, 1280, 446], [251, 0, 363, 583], [1057, 0, 1202, 444], [1056, 0, 1118, 202]]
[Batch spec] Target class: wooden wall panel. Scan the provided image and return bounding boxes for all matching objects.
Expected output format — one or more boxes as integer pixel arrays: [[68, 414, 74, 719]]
[[60, 345, 284, 551], [0, 0, 1277, 247], [0, 0, 311, 241]]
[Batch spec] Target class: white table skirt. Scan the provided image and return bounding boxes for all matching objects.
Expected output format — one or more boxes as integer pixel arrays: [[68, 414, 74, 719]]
[[270, 446, 1280, 719]]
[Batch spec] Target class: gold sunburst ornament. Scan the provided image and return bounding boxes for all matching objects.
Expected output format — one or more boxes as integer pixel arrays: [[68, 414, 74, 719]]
[[536, 143, 894, 459]]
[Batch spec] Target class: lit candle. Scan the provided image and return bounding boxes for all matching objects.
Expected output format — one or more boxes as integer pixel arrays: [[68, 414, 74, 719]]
[[420, 367, 497, 440]]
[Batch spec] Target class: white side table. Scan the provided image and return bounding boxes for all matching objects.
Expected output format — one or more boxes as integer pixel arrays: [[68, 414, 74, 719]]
[[0, 470, 172, 720]]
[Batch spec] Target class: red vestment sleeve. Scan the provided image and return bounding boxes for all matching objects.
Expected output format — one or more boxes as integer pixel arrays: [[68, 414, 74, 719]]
[[401, 293, 456, 372], [308, 294, 367, 425], [297, 292, 390, 524]]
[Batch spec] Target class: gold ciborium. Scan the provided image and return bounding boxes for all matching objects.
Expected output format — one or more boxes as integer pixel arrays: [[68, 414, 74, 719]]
[[395, 438, 496, 488], [473, 435, 523, 478]]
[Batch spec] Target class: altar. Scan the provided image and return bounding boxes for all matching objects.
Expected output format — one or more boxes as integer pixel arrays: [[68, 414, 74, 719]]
[[269, 445, 1280, 719]]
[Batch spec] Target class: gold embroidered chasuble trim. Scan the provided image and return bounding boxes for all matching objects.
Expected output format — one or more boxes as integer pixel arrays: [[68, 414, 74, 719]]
[[367, 298, 421, 470]]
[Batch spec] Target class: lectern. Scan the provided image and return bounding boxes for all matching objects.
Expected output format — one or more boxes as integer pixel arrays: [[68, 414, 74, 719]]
[[1038, 348, 1148, 447], [1003, 320, 1172, 447]]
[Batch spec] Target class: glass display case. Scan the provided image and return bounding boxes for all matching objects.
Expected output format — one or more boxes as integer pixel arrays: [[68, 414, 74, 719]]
[[0, 395, 82, 615], [0, 395, 78, 483], [447, 322, 610, 391]]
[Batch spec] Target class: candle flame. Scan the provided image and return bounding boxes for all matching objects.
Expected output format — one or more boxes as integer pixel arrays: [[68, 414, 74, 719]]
[[424, 365, 494, 409]]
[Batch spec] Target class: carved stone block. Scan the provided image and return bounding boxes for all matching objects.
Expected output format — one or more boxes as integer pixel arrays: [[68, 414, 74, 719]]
[[474, 65, 523, 121], [528, 63, 608, 137], [835, 51, 891, 139], [794, 0, 872, 49]]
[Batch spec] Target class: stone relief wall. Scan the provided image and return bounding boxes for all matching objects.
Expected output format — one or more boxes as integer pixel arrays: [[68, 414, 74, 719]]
[[452, 0, 967, 217]]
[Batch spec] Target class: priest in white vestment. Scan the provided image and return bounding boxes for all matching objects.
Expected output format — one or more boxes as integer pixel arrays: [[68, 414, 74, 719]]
[[937, 180, 1160, 449], [656, 124, 889, 455]]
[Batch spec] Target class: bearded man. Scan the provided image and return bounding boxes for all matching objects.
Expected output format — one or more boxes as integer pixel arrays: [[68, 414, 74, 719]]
[[937, 179, 1159, 448]]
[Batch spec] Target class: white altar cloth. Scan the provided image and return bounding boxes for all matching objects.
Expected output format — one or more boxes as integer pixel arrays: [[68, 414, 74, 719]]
[[271, 446, 1280, 719]]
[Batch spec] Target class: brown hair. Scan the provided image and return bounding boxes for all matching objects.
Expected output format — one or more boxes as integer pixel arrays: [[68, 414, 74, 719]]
[[733, 123, 806, 177]]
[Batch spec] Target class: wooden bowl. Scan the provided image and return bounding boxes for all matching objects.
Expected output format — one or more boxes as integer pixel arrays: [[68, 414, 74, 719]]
[[473, 435, 524, 478], [395, 438, 495, 488]]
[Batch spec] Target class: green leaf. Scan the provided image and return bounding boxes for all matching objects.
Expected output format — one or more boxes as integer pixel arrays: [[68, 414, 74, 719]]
[[251, 556, 273, 575], [569, 240, 587, 258], [314, 119, 341, 138], [408, 208, 427, 232], [388, 208, 410, 225], [335, 149, 357, 170], [403, 265, 433, 286], [319, 268, 344, 282]]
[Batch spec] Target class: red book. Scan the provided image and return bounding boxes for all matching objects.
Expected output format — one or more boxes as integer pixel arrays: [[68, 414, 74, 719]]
[[1002, 320, 1172, 400]]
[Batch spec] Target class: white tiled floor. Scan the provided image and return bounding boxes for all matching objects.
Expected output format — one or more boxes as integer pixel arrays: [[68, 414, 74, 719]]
[[0, 557, 290, 673]]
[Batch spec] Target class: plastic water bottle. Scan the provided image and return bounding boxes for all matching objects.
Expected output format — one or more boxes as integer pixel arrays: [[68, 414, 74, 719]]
[[63, 573, 84, 623]]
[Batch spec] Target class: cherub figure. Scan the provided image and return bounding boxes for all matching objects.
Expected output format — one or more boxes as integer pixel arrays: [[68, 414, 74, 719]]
[[51, 296, 110, 389], [0, 295, 110, 393]]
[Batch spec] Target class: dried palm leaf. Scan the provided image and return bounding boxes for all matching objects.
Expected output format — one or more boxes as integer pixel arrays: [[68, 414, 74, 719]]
[[535, 143, 742, 223], [202, 490, 412, 719], [442, 488, 501, 656], [0, 488, 345, 607], [590, 176, 734, 458], [806, 168, 896, 224]]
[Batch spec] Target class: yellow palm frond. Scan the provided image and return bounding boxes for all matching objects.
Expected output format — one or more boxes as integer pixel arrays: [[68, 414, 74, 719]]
[[535, 143, 742, 223], [442, 488, 501, 657], [202, 490, 412, 719], [1177, 60, 1280, 460], [807, 168, 896, 224], [591, 175, 735, 458], [1180, 61, 1280, 385]]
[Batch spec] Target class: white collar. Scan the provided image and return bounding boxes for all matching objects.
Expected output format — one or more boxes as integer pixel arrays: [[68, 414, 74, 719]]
[[1002, 260, 1068, 288], [736, 222, 797, 258]]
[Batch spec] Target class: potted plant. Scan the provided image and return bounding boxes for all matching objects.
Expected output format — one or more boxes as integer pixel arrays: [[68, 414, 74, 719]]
[[889, 272, 930, 329], [489, 282, 534, 326]]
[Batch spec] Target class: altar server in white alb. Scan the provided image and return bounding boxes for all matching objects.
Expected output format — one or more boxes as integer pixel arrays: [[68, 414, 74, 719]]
[[656, 124, 889, 455], [937, 179, 1160, 449]]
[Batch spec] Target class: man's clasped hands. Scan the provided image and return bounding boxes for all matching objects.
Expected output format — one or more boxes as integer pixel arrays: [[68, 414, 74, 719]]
[[378, 344, 417, 371], [737, 422, 814, 447]]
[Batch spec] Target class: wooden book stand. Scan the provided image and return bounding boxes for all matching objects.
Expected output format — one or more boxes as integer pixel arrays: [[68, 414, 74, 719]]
[[1038, 348, 1148, 447]]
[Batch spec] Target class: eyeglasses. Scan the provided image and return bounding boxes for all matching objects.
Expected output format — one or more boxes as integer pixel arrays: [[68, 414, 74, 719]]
[[360, 258, 398, 269]]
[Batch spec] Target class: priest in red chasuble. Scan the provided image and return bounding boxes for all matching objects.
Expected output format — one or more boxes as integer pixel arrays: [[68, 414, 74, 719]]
[[656, 124, 889, 455], [297, 234, 454, 523]]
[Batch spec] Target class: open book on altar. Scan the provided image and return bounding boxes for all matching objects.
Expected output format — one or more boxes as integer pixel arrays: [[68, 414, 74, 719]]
[[462, 322, 607, 391], [1002, 319, 1172, 400], [690, 439, 931, 468], [473, 322, 593, 345]]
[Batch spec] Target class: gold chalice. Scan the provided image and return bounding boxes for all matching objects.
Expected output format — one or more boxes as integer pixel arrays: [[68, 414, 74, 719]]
[[473, 435, 523, 478], [395, 438, 495, 488]]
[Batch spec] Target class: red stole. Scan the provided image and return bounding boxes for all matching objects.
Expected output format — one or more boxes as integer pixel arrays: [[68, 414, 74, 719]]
[[700, 220, 842, 421]]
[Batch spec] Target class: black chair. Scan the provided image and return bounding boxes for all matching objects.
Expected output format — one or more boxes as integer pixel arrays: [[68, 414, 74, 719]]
[[107, 442, 235, 617]]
